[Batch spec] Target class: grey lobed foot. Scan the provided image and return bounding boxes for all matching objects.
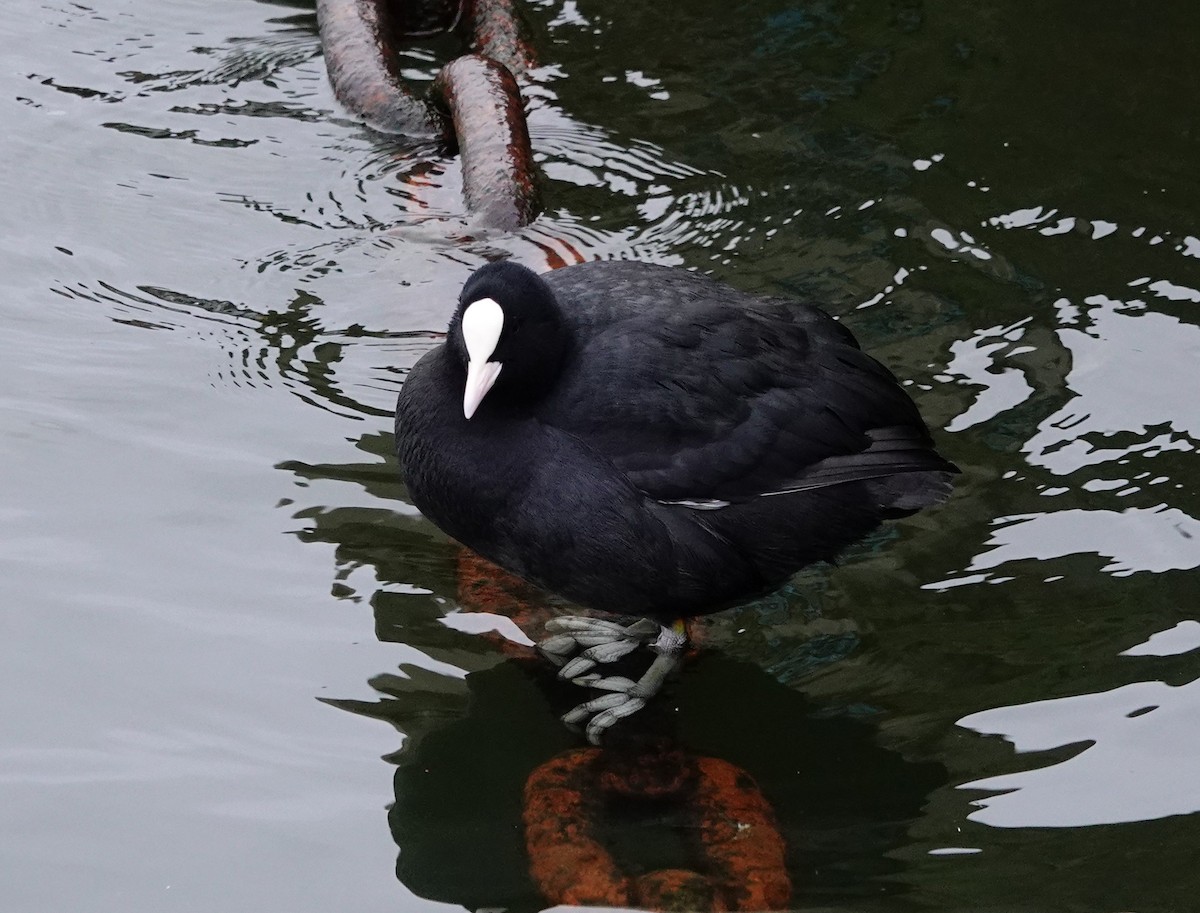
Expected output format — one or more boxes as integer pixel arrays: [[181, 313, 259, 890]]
[[538, 616, 686, 744], [538, 616, 661, 676]]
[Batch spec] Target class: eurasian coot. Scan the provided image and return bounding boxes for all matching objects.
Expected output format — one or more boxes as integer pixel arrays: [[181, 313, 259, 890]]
[[395, 260, 957, 742]]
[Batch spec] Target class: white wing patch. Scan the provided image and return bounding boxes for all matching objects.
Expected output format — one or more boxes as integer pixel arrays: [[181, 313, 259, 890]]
[[658, 498, 731, 510]]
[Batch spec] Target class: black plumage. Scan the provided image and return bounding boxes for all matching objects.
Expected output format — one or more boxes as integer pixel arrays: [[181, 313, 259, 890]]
[[395, 260, 957, 623]]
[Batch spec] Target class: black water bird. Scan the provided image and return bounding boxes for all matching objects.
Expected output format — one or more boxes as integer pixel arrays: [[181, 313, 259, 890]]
[[395, 260, 957, 741]]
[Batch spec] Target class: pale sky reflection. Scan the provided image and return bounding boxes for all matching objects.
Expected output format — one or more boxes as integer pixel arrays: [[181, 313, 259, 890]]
[[966, 505, 1200, 578], [1024, 295, 1200, 475], [958, 622, 1200, 827], [932, 292, 1200, 587]]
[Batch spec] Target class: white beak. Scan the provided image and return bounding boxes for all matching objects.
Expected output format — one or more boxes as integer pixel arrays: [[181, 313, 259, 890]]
[[460, 296, 506, 420], [463, 359, 503, 419]]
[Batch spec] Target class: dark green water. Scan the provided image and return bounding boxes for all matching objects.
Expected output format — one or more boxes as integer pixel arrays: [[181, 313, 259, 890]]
[[3, 1, 1199, 911]]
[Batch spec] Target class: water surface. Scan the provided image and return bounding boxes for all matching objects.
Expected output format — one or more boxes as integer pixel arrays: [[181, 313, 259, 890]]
[[2, 1, 1199, 911]]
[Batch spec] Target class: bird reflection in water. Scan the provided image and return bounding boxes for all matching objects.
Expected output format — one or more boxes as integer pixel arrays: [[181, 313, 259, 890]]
[[459, 552, 791, 909], [323, 543, 948, 912]]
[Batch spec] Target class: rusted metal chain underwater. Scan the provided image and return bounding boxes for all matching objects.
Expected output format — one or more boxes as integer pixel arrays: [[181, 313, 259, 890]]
[[315, 0, 541, 229], [523, 746, 792, 910]]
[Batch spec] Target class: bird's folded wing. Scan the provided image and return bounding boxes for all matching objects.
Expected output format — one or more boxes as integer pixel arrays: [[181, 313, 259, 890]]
[[541, 312, 954, 503]]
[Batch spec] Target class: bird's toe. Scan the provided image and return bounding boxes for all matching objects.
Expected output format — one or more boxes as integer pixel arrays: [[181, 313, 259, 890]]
[[585, 698, 647, 745]]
